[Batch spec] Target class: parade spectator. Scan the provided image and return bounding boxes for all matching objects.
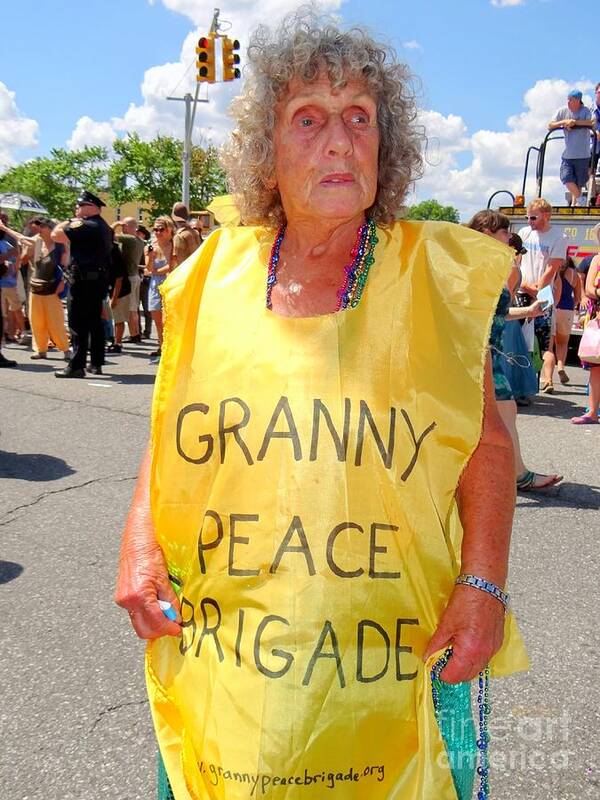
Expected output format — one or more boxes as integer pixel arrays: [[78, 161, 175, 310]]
[[0, 217, 69, 361], [576, 223, 600, 298], [106, 241, 131, 358], [136, 224, 152, 339], [189, 216, 204, 243], [0, 228, 18, 367], [171, 202, 201, 267], [145, 216, 174, 364], [52, 191, 113, 378], [113, 217, 145, 344], [467, 211, 560, 490], [554, 257, 580, 385], [572, 249, 600, 424], [0, 228, 26, 344], [549, 90, 593, 206], [502, 232, 539, 405], [518, 198, 567, 393]]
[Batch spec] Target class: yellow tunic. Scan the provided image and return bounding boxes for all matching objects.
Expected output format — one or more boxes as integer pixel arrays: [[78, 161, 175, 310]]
[[147, 221, 528, 800]]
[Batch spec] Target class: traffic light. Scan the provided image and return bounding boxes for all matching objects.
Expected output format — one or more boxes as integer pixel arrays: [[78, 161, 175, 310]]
[[196, 36, 215, 83], [222, 37, 241, 81]]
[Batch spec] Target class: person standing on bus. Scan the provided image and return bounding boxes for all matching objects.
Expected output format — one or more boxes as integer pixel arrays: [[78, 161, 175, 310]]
[[591, 82, 600, 203], [549, 90, 594, 207]]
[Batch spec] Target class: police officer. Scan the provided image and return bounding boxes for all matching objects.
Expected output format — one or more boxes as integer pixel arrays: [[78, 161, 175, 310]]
[[52, 191, 113, 378]]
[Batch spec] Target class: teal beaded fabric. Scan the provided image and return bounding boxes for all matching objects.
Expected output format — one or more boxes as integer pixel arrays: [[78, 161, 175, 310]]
[[433, 677, 478, 800], [157, 753, 176, 800]]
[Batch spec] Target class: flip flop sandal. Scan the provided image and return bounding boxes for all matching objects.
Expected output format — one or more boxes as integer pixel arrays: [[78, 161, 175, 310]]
[[571, 414, 599, 425], [557, 369, 570, 385], [540, 382, 554, 394], [516, 470, 562, 491]]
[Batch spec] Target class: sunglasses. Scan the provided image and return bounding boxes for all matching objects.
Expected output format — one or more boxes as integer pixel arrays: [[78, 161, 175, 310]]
[[153, 227, 166, 233], [526, 215, 538, 221]]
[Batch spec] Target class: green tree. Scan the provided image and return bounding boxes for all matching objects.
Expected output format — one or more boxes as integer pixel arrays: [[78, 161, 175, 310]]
[[405, 199, 460, 223], [109, 134, 227, 218], [0, 146, 108, 219], [190, 145, 228, 210]]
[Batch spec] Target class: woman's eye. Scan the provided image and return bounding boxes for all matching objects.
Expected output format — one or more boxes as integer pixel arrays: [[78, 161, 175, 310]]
[[299, 117, 314, 127], [348, 112, 369, 125]]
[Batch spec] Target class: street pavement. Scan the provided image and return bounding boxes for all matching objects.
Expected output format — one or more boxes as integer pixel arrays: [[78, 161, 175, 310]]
[[0, 340, 598, 800]]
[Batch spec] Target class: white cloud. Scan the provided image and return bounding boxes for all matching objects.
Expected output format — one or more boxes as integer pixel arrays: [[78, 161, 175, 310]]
[[414, 78, 596, 219], [491, 0, 524, 7], [402, 40, 422, 51], [0, 82, 39, 171], [67, 116, 118, 152]]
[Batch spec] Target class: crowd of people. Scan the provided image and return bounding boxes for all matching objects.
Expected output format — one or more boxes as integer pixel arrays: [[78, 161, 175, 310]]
[[0, 192, 597, 433], [1, 191, 599, 427], [0, 198, 202, 373]]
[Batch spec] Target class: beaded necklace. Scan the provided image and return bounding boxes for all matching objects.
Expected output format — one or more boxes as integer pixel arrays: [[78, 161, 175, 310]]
[[266, 218, 378, 311], [431, 648, 491, 800]]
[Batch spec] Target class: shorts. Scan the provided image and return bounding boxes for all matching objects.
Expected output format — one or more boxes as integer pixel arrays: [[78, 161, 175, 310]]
[[1, 286, 22, 312], [111, 294, 131, 324], [534, 308, 554, 354], [149, 274, 167, 312], [560, 158, 589, 189], [555, 308, 575, 337], [128, 273, 141, 313]]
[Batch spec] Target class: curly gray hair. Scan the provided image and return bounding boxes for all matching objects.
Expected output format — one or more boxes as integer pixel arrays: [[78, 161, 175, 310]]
[[221, 8, 423, 227]]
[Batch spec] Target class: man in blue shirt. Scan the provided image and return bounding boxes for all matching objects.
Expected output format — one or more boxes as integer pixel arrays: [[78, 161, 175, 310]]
[[0, 235, 18, 367], [549, 89, 594, 206]]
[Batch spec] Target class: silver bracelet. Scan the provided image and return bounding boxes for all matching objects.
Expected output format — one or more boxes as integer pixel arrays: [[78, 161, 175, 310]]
[[455, 573, 509, 611]]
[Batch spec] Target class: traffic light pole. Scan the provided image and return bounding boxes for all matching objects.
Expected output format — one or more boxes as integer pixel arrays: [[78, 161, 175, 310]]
[[166, 9, 235, 206], [166, 87, 208, 207]]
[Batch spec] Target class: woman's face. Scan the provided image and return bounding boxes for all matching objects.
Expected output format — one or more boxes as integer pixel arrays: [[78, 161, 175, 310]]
[[153, 223, 172, 244], [272, 74, 379, 226], [484, 227, 510, 245]]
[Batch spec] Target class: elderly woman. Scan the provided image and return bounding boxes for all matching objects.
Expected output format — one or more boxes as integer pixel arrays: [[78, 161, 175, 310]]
[[116, 12, 527, 800]]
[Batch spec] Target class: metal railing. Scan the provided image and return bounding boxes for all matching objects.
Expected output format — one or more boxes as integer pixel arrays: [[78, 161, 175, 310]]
[[486, 190, 515, 209], [487, 128, 599, 208]]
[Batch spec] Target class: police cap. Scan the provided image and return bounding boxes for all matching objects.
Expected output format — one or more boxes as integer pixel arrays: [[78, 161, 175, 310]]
[[76, 190, 105, 208]]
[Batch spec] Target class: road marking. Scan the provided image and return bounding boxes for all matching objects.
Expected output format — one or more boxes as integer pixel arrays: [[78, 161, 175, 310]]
[[88, 382, 113, 388]]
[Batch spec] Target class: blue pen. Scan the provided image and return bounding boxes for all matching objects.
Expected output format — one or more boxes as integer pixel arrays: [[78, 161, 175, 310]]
[[158, 599, 178, 622]]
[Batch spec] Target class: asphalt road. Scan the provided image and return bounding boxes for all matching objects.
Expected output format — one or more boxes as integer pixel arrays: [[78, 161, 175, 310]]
[[0, 340, 598, 800]]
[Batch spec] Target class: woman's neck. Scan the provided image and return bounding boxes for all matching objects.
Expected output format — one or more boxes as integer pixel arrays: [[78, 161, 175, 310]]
[[268, 213, 369, 317], [282, 214, 365, 267], [39, 231, 54, 250]]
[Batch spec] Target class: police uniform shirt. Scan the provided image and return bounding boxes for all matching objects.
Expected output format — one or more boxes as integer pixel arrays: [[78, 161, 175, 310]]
[[65, 215, 113, 274]]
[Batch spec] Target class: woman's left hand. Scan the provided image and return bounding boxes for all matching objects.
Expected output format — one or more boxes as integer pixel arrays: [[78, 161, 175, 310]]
[[423, 585, 505, 683], [526, 299, 545, 318]]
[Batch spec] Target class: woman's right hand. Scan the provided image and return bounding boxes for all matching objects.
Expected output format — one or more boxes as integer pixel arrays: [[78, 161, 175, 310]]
[[115, 529, 181, 639], [114, 447, 181, 640]]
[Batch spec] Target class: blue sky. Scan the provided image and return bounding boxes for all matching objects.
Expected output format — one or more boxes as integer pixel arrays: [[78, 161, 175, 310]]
[[1, 0, 598, 216]]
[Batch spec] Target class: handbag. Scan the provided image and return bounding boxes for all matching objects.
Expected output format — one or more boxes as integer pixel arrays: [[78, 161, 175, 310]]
[[578, 317, 600, 364]]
